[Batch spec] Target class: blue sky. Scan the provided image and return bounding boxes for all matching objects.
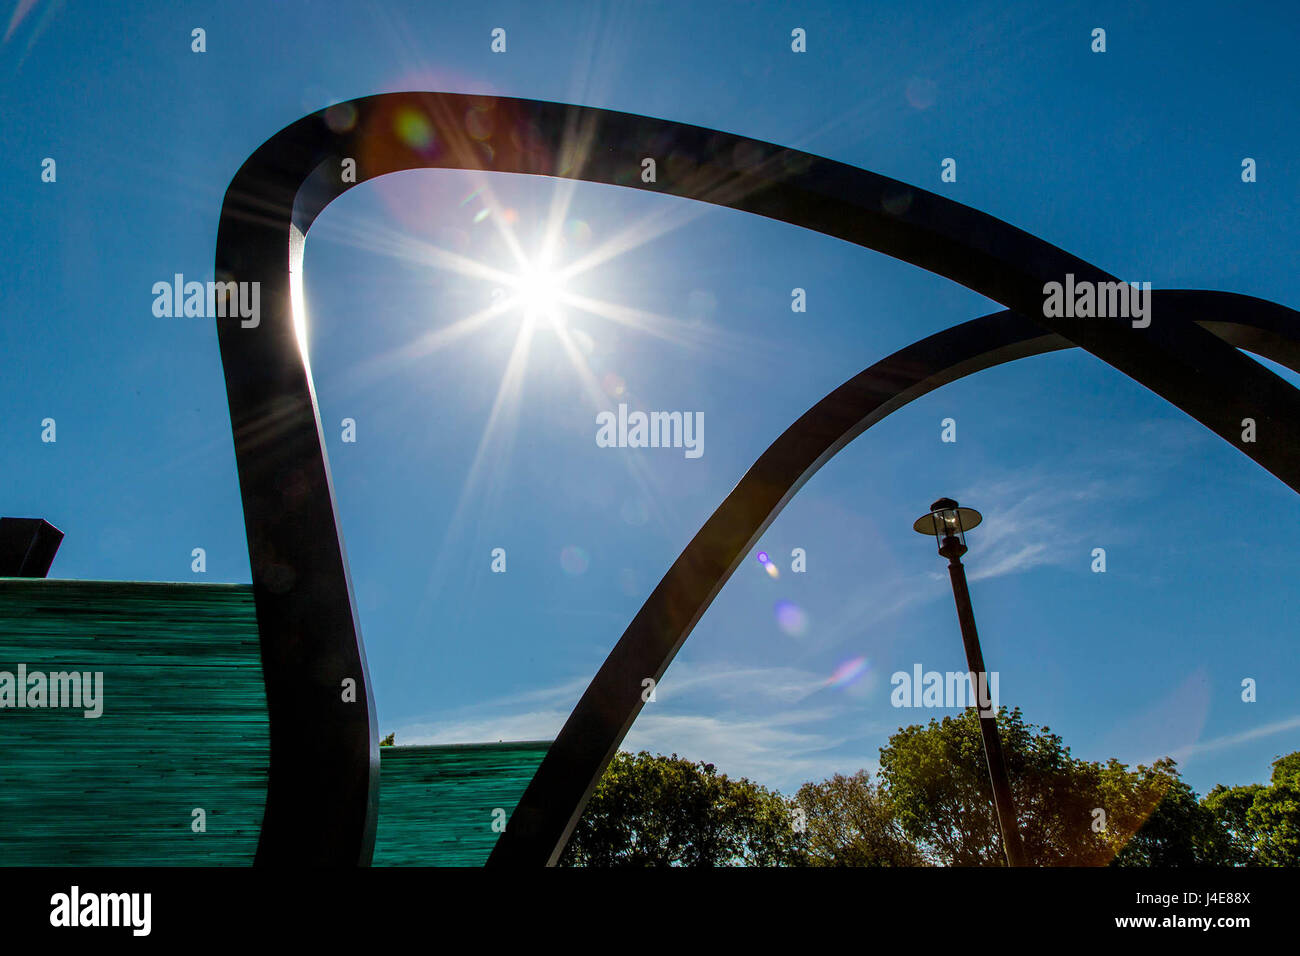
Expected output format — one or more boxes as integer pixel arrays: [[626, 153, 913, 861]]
[[3, 0, 1299, 798]]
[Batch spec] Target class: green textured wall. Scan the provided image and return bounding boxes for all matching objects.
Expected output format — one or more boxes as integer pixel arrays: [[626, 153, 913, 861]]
[[0, 579, 268, 865], [373, 742, 550, 866], [0, 579, 550, 866]]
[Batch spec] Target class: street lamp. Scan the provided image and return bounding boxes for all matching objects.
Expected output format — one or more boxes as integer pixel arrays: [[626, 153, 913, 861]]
[[912, 497, 1027, 867]]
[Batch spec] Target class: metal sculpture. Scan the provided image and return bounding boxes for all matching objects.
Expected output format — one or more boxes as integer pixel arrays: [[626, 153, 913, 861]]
[[214, 92, 1300, 864]]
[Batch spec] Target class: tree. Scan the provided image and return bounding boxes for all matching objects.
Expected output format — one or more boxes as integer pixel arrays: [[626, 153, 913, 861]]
[[1206, 751, 1300, 866], [879, 707, 1100, 865], [559, 751, 804, 866], [1203, 781, 1264, 865], [1248, 752, 1300, 865], [551, 733, 1295, 867], [380, 732, 395, 747], [1101, 758, 1231, 866], [877, 707, 1232, 866], [794, 770, 926, 866]]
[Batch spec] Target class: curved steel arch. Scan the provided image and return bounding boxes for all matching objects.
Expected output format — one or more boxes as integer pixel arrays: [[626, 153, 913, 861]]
[[214, 92, 1300, 864], [490, 290, 1300, 865]]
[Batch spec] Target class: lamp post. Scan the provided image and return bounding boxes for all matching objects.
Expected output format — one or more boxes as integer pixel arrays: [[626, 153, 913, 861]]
[[912, 497, 1027, 867]]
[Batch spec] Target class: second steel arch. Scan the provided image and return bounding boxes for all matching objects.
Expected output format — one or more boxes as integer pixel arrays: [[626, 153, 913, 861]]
[[490, 290, 1300, 865]]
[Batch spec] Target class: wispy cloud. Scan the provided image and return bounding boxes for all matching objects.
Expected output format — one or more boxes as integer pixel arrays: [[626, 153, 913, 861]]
[[810, 466, 1123, 653], [386, 660, 888, 792], [958, 471, 1109, 583], [652, 659, 829, 706], [1166, 713, 1300, 765], [384, 674, 591, 744], [624, 709, 880, 793], [389, 661, 829, 732]]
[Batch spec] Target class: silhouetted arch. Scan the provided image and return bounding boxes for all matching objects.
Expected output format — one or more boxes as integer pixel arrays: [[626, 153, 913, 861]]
[[491, 290, 1300, 865], [214, 92, 1300, 864]]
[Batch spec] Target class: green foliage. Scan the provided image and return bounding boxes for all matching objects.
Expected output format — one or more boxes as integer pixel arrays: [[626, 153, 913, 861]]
[[878, 707, 1233, 866], [1101, 758, 1230, 866], [1249, 753, 1300, 865], [1204, 751, 1300, 866], [559, 751, 803, 866], [1203, 782, 1265, 865], [1270, 751, 1300, 782], [880, 707, 1094, 865], [380, 733, 395, 747], [794, 770, 926, 866], [553, 725, 1298, 868]]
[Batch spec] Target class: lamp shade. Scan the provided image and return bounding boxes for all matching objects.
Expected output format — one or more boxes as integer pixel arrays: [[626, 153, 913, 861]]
[[912, 498, 982, 550]]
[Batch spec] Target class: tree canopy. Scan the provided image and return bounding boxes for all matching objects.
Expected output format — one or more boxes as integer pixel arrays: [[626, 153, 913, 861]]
[[559, 750, 803, 866], [558, 716, 1298, 867], [1204, 751, 1300, 866], [878, 707, 1232, 866], [794, 770, 926, 866]]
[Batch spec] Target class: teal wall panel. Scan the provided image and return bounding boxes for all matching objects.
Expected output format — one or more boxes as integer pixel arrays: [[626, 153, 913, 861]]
[[0, 579, 550, 865], [0, 580, 268, 865], [374, 742, 550, 866]]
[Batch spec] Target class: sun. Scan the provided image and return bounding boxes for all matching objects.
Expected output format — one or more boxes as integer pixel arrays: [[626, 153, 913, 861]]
[[347, 170, 748, 595], [511, 260, 567, 326]]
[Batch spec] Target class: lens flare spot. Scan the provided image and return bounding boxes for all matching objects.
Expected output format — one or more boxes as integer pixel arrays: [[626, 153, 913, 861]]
[[618, 568, 640, 597], [466, 107, 494, 141], [825, 656, 870, 689], [905, 76, 938, 110], [774, 600, 807, 636], [757, 550, 779, 578], [566, 219, 592, 246], [602, 372, 626, 397], [324, 101, 358, 133], [620, 498, 649, 526], [560, 545, 589, 576], [394, 107, 435, 152]]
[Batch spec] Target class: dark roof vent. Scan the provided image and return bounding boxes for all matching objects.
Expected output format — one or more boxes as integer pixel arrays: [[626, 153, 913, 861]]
[[0, 517, 64, 577]]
